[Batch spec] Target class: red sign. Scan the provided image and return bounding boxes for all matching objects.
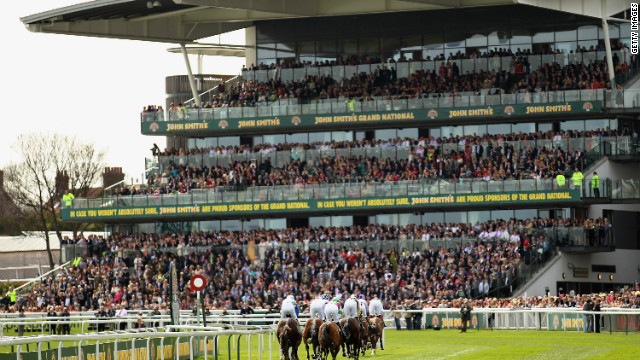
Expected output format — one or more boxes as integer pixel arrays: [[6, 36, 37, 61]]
[[190, 275, 207, 292]]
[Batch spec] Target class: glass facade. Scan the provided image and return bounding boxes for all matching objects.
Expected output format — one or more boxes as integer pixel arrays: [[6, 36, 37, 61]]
[[253, 6, 629, 65], [110, 208, 569, 234], [187, 119, 618, 149]]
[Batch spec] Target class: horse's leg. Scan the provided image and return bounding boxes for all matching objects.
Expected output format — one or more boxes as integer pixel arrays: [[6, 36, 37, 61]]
[[341, 342, 347, 358], [379, 332, 384, 350]]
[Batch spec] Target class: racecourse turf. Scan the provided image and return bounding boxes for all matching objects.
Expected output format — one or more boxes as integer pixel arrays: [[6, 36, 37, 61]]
[[1, 328, 637, 359]]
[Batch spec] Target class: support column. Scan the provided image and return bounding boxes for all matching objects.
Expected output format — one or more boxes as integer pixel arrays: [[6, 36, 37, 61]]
[[181, 43, 201, 106], [601, 0, 617, 106], [198, 54, 203, 75]]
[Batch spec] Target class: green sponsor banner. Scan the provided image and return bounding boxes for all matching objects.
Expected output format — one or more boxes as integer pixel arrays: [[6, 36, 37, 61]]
[[548, 312, 585, 330], [141, 101, 602, 135], [62, 190, 579, 221], [426, 312, 483, 329]]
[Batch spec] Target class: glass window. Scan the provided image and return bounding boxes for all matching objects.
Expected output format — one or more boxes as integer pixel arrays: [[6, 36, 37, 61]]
[[423, 34, 443, 60], [599, 24, 620, 39], [263, 134, 286, 145], [556, 41, 577, 54], [277, 42, 296, 58], [355, 131, 367, 141], [444, 211, 467, 224], [331, 216, 353, 227], [359, 37, 380, 57], [375, 129, 397, 141], [317, 39, 337, 59], [338, 38, 358, 56], [446, 48, 465, 59], [297, 41, 316, 60], [537, 122, 553, 133], [382, 36, 402, 60], [218, 136, 240, 147], [331, 131, 354, 142], [199, 220, 221, 232], [463, 124, 487, 137], [310, 216, 331, 228], [532, 30, 554, 43], [429, 128, 441, 139], [136, 223, 156, 234], [445, 33, 466, 48], [491, 210, 514, 222], [309, 132, 332, 143], [265, 218, 287, 230], [286, 133, 308, 144], [512, 122, 535, 134], [555, 29, 577, 42], [257, 44, 277, 59], [578, 25, 598, 40], [488, 31, 510, 46], [401, 35, 422, 52], [620, 25, 631, 38], [375, 214, 398, 226], [423, 212, 444, 225], [397, 128, 418, 139], [560, 120, 585, 132], [399, 213, 422, 226], [465, 33, 487, 47], [468, 211, 491, 226], [440, 126, 463, 138], [242, 218, 264, 231], [221, 220, 242, 232], [488, 123, 511, 135], [510, 29, 532, 45], [515, 209, 538, 221], [578, 40, 598, 52], [585, 119, 611, 132], [511, 44, 532, 54]]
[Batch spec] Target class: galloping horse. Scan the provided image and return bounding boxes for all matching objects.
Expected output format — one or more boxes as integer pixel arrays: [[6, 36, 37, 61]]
[[318, 321, 342, 360], [339, 317, 361, 359], [277, 318, 302, 360], [368, 317, 385, 355], [303, 317, 324, 360], [358, 316, 370, 356]]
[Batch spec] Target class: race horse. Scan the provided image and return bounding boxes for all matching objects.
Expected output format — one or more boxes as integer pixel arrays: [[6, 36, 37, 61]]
[[339, 317, 361, 359], [277, 318, 302, 360], [358, 316, 370, 356], [318, 321, 342, 360], [368, 317, 385, 355], [302, 317, 324, 360]]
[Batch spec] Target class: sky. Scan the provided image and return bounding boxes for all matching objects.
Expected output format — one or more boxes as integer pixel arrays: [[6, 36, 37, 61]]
[[2, 1, 245, 184]]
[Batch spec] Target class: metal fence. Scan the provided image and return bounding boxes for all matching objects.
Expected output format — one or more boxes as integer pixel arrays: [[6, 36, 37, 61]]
[[66, 178, 640, 210]]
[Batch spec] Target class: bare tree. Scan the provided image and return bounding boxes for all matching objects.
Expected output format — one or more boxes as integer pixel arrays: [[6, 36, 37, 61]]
[[3, 133, 105, 268]]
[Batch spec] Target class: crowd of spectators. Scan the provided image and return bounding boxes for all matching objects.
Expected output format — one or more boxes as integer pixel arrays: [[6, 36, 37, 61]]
[[1, 217, 615, 316], [125, 128, 634, 195], [174, 46, 636, 109]]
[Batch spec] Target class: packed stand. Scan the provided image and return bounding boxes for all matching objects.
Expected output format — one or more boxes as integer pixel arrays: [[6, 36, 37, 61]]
[[2, 217, 613, 315], [131, 129, 630, 195]]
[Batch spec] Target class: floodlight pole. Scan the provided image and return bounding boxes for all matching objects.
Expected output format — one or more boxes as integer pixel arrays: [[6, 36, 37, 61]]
[[181, 43, 201, 106], [601, 0, 617, 105]]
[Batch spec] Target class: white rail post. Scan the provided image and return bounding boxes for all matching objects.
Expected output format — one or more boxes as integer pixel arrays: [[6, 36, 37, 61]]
[[37, 342, 42, 360], [160, 338, 165, 360], [204, 336, 208, 360], [114, 339, 119, 360], [96, 340, 100, 360], [189, 336, 194, 360], [16, 345, 21, 360], [176, 337, 180, 360], [77, 340, 84, 360], [247, 334, 251, 359], [58, 341, 63, 360], [146, 338, 151, 360]]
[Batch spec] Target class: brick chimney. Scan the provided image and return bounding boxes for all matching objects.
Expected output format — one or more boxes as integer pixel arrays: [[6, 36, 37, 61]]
[[103, 167, 125, 189], [56, 171, 69, 193]]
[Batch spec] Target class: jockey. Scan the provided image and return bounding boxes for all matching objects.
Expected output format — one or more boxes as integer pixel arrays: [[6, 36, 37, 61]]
[[324, 297, 342, 322], [358, 294, 369, 318], [343, 294, 360, 318], [281, 295, 299, 320], [310, 294, 329, 320], [368, 295, 385, 327]]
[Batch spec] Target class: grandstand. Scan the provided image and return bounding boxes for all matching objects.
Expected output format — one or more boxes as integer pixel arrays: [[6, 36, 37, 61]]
[[15, 0, 640, 340]]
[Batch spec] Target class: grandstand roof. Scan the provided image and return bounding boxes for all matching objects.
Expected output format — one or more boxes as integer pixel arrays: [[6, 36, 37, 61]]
[[21, 0, 631, 44]]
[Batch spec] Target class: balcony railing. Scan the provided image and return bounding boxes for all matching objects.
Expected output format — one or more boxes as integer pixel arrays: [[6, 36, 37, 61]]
[[62, 178, 640, 210], [140, 87, 640, 123], [148, 136, 635, 176], [241, 51, 632, 85]]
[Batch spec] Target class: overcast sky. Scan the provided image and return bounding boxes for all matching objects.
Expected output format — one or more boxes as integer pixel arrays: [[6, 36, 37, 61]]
[[2, 1, 244, 184]]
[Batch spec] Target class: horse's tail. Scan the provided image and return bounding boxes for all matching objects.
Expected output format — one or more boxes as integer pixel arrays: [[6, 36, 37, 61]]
[[309, 322, 318, 343], [280, 325, 291, 343], [342, 321, 351, 342], [321, 324, 330, 345]]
